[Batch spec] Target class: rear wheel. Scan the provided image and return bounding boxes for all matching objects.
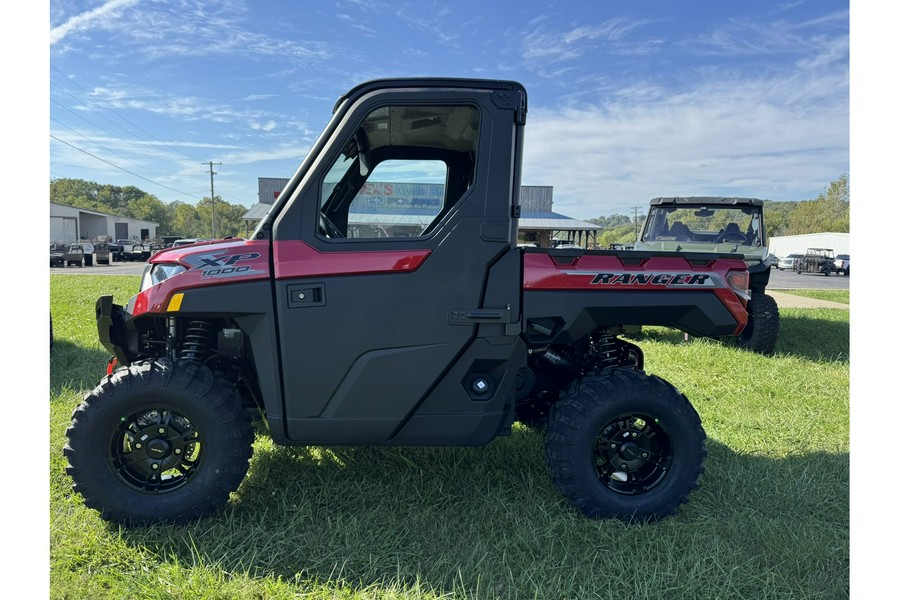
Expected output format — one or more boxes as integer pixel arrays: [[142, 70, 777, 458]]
[[736, 292, 779, 355], [544, 369, 706, 521], [65, 359, 254, 524]]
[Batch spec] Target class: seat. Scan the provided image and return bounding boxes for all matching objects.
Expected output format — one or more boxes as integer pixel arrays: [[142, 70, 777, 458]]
[[668, 221, 691, 241], [715, 222, 748, 244]]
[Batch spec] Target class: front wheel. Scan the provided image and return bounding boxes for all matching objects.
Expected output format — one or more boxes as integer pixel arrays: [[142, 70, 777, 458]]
[[544, 369, 706, 521], [64, 359, 254, 524]]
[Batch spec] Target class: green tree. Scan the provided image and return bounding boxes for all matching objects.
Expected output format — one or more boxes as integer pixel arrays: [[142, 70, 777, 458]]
[[50, 178, 107, 213], [127, 195, 172, 234], [597, 223, 638, 247], [787, 174, 849, 234], [194, 197, 249, 238], [168, 202, 203, 238]]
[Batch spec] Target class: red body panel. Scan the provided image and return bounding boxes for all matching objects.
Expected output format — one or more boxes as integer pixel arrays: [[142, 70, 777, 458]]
[[131, 239, 432, 317], [272, 240, 431, 279], [523, 252, 748, 331], [133, 240, 271, 317]]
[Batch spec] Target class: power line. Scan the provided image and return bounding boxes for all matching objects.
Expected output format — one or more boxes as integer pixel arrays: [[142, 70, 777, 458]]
[[50, 134, 203, 200], [50, 64, 206, 164], [50, 66, 252, 207], [51, 116, 192, 185]]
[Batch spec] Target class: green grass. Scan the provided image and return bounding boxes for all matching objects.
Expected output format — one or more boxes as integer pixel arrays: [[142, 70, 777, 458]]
[[50, 274, 849, 599], [775, 289, 850, 304]]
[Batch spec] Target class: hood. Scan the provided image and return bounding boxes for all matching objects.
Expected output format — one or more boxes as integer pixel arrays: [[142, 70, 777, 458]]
[[149, 238, 249, 265]]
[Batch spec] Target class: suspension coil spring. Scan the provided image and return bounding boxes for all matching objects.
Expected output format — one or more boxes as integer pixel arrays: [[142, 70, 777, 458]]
[[595, 335, 619, 370], [180, 320, 215, 363]]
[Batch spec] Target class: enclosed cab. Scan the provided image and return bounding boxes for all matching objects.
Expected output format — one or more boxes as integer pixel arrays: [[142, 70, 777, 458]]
[[66, 78, 750, 526]]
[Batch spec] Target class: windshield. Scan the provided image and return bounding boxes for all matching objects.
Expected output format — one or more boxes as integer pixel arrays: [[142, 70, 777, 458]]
[[641, 205, 764, 246]]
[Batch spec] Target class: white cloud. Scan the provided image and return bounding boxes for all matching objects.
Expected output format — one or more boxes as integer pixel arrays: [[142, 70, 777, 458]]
[[523, 70, 848, 218], [50, 0, 139, 45], [250, 120, 277, 132], [521, 16, 659, 64]]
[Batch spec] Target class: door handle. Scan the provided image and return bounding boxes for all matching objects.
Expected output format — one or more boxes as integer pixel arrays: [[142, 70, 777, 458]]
[[448, 306, 511, 324], [287, 283, 326, 308]]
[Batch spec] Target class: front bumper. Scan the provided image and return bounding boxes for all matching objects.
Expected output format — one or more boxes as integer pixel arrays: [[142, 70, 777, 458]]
[[96, 295, 133, 366]]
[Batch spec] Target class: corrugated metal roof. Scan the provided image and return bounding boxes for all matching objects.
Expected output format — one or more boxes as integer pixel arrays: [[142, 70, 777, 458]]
[[242, 203, 274, 220], [519, 212, 600, 231]]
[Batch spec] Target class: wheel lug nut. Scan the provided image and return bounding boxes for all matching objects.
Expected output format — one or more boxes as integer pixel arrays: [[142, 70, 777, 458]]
[[641, 452, 649, 459], [610, 443, 617, 450], [174, 449, 181, 455], [151, 464, 159, 470], [621, 464, 628, 470], [158, 428, 166, 434], [135, 443, 142, 449]]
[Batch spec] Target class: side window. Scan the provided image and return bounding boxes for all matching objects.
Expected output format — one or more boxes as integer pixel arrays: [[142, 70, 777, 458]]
[[346, 160, 448, 238], [318, 104, 479, 240]]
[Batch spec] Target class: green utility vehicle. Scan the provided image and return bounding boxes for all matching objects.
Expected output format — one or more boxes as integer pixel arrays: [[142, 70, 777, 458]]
[[634, 197, 779, 355]]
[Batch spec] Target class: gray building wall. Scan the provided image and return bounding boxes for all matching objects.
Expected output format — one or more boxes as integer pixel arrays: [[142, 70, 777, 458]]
[[519, 186, 553, 212], [49, 203, 157, 243], [258, 177, 290, 205]]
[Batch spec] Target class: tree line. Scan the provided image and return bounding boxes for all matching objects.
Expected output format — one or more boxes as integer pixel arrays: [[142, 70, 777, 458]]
[[50, 173, 849, 246], [49, 178, 252, 240], [588, 174, 849, 246]]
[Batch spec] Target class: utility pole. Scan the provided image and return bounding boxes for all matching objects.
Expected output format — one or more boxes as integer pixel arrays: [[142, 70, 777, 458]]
[[205, 161, 222, 238], [632, 206, 642, 242]]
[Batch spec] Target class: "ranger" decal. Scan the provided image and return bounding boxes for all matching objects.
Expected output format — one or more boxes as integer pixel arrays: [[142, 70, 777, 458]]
[[564, 270, 720, 287]]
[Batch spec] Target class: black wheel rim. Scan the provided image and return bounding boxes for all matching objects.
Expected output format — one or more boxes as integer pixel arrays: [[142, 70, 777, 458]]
[[109, 408, 203, 493], [593, 413, 673, 495]]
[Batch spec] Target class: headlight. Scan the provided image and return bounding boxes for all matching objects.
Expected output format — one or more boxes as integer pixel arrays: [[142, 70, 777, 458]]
[[140, 263, 187, 291]]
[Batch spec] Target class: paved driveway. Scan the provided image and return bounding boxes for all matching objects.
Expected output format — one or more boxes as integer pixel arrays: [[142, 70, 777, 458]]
[[768, 267, 849, 290]]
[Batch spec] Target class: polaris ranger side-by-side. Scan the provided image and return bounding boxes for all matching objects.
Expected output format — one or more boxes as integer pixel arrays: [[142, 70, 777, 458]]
[[65, 79, 751, 524], [634, 197, 780, 355]]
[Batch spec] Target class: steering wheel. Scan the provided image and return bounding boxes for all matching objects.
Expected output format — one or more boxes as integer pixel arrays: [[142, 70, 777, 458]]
[[714, 232, 748, 244]]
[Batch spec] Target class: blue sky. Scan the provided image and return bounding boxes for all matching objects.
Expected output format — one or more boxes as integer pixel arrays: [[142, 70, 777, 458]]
[[48, 0, 849, 219]]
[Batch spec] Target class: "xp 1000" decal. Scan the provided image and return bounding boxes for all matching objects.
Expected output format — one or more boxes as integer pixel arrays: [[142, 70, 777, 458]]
[[183, 252, 265, 279], [565, 270, 723, 287]]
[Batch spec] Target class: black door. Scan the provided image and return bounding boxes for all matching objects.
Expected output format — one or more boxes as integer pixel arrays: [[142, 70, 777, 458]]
[[271, 81, 525, 444]]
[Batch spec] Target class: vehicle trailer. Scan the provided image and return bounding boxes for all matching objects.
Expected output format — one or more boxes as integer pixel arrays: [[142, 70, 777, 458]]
[[65, 78, 750, 525]]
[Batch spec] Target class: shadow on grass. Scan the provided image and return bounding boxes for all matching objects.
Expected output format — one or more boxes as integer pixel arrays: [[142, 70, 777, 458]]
[[49, 339, 110, 396], [113, 434, 849, 599], [630, 311, 849, 364]]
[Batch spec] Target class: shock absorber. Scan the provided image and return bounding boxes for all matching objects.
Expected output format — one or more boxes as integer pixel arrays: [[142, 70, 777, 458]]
[[179, 320, 215, 363], [594, 335, 620, 370]]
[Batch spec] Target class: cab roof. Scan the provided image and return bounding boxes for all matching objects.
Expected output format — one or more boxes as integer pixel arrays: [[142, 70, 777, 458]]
[[649, 197, 763, 207]]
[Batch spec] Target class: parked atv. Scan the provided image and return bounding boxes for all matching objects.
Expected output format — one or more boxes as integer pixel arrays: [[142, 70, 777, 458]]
[[794, 248, 835, 276], [65, 78, 751, 526], [634, 197, 780, 355]]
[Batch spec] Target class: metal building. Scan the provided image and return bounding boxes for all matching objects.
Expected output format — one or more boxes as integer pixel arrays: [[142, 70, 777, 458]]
[[50, 203, 158, 244], [768, 232, 850, 258]]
